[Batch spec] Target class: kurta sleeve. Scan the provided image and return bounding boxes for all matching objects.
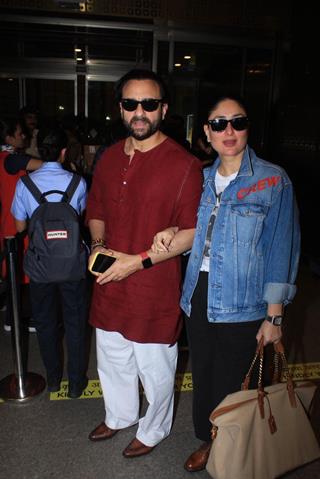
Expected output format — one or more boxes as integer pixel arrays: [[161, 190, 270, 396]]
[[173, 158, 203, 230], [85, 155, 106, 223]]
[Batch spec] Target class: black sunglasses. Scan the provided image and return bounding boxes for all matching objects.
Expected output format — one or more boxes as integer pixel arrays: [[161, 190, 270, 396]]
[[208, 116, 249, 132], [121, 98, 163, 112]]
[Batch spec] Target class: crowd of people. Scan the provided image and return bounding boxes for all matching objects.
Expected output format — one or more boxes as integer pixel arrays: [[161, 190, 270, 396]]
[[0, 69, 300, 471]]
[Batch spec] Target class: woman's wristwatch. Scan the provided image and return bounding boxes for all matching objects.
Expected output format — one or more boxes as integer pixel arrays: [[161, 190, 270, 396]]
[[265, 315, 283, 326]]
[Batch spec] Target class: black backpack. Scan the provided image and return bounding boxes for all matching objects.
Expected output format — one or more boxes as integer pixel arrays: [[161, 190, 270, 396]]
[[21, 174, 87, 283]]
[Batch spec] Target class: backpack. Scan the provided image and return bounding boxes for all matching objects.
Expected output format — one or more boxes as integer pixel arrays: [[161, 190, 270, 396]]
[[21, 174, 87, 283]]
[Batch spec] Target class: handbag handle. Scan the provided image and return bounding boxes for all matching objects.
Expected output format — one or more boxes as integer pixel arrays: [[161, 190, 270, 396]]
[[241, 337, 264, 391], [273, 341, 297, 407], [241, 338, 297, 408], [210, 339, 297, 439]]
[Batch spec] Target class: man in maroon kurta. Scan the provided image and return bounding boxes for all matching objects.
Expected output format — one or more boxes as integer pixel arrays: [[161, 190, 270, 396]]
[[86, 69, 202, 457]]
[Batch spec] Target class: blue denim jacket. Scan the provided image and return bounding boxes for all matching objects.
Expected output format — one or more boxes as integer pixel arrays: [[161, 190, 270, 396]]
[[180, 146, 301, 323]]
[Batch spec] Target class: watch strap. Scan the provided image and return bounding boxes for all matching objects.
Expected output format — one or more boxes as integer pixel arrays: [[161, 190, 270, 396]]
[[266, 315, 283, 326], [139, 251, 153, 269]]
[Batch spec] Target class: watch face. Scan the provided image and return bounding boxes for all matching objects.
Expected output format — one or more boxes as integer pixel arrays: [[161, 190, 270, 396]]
[[266, 315, 283, 326], [273, 316, 283, 326]]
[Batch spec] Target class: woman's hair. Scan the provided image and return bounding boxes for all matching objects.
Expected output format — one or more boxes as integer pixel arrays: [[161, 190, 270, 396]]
[[207, 94, 248, 117], [0, 118, 20, 144]]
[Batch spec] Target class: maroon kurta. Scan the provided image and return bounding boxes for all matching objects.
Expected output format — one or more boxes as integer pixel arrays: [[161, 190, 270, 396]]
[[86, 137, 203, 344]]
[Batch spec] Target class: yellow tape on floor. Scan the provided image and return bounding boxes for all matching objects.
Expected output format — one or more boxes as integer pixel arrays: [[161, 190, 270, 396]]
[[1, 363, 317, 402], [50, 374, 193, 400], [48, 363, 320, 400], [288, 362, 320, 381]]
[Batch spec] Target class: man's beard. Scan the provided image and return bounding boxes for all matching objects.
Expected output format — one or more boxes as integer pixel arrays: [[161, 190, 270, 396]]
[[123, 115, 162, 141]]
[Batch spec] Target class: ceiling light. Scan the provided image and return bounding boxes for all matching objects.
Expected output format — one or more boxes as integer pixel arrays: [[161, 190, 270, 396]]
[[184, 55, 191, 59], [75, 48, 82, 52], [76, 57, 83, 61], [174, 63, 182, 67]]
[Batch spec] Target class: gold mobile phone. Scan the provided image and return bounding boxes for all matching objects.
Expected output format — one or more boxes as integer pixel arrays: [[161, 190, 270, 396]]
[[89, 252, 116, 274]]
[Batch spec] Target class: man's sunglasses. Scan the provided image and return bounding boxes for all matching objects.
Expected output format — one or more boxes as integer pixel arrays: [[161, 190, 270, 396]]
[[121, 98, 163, 112], [208, 116, 249, 132]]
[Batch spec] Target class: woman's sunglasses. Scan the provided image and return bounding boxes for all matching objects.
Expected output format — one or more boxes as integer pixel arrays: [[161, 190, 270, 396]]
[[208, 116, 249, 132], [121, 98, 163, 112]]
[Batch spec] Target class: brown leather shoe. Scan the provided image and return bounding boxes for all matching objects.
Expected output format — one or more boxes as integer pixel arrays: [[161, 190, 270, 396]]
[[88, 422, 118, 442], [184, 441, 212, 472], [122, 438, 155, 458]]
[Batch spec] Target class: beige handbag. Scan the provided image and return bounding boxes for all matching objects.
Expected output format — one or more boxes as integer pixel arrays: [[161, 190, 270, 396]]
[[206, 340, 320, 479]]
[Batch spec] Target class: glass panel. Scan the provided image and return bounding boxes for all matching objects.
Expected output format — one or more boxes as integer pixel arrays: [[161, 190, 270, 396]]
[[157, 41, 169, 75], [0, 78, 20, 118], [25, 78, 74, 120], [87, 29, 152, 62], [160, 77, 197, 150], [24, 40, 74, 59], [87, 80, 126, 145], [244, 48, 273, 152], [174, 42, 243, 88]]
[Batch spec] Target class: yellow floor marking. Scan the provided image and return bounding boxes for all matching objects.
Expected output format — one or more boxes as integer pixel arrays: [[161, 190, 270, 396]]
[[50, 374, 193, 400], [1, 362, 319, 403], [49, 363, 320, 400], [288, 362, 320, 381]]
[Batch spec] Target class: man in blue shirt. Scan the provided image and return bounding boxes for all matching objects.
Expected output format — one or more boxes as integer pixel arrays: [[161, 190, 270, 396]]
[[11, 128, 88, 398]]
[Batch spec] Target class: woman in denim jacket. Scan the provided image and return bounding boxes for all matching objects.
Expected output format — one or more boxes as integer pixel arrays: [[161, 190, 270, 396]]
[[151, 95, 300, 472]]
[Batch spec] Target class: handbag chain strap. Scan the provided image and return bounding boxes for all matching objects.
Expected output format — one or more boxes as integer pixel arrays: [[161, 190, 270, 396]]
[[241, 338, 264, 391], [242, 339, 297, 408]]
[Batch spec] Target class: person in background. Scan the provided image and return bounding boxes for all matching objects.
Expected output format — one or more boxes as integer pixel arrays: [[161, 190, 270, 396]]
[[11, 128, 88, 398], [19, 105, 40, 158], [86, 69, 203, 457], [152, 94, 301, 472], [191, 133, 215, 166], [0, 118, 42, 332], [162, 113, 191, 150], [60, 115, 83, 174]]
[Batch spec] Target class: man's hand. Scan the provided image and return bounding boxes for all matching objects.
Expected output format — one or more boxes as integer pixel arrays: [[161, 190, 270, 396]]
[[88, 246, 110, 275], [94, 250, 143, 285], [256, 320, 282, 346]]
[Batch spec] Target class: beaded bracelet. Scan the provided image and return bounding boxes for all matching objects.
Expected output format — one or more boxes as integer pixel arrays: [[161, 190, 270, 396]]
[[91, 243, 105, 250], [91, 238, 106, 251]]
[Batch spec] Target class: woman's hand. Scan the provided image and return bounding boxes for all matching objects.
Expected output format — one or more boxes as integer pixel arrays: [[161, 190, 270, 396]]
[[256, 320, 282, 346], [151, 227, 178, 253]]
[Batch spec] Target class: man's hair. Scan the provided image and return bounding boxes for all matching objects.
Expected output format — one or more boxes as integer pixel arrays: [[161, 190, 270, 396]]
[[114, 69, 169, 103], [0, 118, 20, 144], [38, 128, 68, 162]]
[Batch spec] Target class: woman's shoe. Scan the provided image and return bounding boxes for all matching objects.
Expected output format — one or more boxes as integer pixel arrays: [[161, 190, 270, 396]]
[[184, 441, 212, 472]]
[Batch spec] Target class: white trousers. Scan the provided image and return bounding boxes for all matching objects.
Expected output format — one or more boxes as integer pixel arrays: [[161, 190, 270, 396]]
[[96, 329, 178, 447]]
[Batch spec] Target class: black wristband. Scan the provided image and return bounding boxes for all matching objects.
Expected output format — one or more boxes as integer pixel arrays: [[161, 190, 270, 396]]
[[142, 257, 153, 269]]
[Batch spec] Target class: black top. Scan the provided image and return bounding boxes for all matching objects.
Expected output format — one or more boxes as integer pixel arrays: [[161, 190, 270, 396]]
[[4, 153, 32, 174]]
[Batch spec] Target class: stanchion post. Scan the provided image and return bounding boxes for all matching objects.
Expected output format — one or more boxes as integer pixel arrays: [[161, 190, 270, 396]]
[[0, 236, 45, 402], [7, 236, 25, 397]]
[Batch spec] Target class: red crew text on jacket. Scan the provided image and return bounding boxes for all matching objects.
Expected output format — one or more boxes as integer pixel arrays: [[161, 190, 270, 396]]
[[237, 176, 281, 200]]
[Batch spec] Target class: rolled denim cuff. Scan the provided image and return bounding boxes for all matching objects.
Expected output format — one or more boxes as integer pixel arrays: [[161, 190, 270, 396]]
[[263, 282, 297, 305]]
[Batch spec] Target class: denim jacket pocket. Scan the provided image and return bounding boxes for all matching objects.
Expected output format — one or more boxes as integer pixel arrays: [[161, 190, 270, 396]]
[[225, 203, 268, 309], [230, 203, 268, 246]]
